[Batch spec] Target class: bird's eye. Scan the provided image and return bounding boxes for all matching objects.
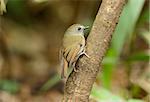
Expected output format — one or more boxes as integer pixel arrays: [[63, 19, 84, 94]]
[[78, 27, 81, 31]]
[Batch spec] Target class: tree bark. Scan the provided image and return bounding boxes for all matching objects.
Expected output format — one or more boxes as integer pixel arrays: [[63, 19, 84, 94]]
[[62, 0, 125, 101]]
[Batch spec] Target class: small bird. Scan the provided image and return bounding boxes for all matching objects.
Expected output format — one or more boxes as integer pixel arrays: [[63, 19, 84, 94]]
[[60, 24, 89, 79]]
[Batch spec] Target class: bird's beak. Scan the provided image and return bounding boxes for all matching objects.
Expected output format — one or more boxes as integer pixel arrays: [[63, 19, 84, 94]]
[[84, 26, 89, 30]]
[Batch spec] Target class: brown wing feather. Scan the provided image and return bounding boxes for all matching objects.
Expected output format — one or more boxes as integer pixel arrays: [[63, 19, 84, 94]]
[[60, 35, 85, 78], [69, 45, 81, 67], [61, 56, 68, 78], [60, 48, 69, 78]]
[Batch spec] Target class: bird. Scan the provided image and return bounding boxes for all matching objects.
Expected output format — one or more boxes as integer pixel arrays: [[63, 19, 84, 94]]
[[60, 24, 89, 79]]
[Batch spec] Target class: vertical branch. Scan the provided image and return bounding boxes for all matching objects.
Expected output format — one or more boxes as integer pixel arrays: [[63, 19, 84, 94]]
[[62, 0, 125, 101]]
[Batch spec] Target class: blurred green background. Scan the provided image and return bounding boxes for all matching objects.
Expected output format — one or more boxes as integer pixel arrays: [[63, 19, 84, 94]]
[[0, 0, 149, 102]]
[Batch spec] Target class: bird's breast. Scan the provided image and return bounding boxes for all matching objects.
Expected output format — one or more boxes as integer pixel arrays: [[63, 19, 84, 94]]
[[63, 35, 85, 48]]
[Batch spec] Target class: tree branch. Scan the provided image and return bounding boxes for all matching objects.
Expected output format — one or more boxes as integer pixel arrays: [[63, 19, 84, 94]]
[[62, 0, 125, 101]]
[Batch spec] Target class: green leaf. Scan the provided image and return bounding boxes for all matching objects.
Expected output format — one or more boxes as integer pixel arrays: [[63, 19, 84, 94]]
[[127, 51, 149, 61], [127, 99, 144, 102], [101, 64, 114, 89], [0, 80, 20, 94], [91, 85, 144, 102], [91, 85, 125, 102], [138, 7, 150, 25], [7, 0, 30, 24], [112, 0, 145, 57], [40, 74, 60, 92]]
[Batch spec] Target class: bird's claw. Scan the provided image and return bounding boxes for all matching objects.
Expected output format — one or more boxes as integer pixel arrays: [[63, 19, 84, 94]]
[[79, 51, 90, 58], [84, 52, 90, 58]]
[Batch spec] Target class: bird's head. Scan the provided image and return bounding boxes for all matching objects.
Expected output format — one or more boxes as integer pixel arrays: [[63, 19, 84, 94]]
[[65, 24, 89, 36]]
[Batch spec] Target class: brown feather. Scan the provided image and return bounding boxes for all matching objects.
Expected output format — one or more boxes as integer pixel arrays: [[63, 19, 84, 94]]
[[61, 34, 85, 78]]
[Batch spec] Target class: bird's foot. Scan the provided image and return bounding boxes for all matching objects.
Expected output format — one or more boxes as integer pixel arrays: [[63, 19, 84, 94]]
[[73, 67, 78, 72], [84, 52, 90, 58], [79, 51, 90, 58]]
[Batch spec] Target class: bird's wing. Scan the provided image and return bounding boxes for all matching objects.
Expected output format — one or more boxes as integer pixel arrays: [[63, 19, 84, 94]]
[[60, 35, 85, 78], [69, 44, 81, 67], [60, 48, 68, 78], [60, 44, 81, 78], [64, 44, 84, 67], [61, 55, 68, 78]]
